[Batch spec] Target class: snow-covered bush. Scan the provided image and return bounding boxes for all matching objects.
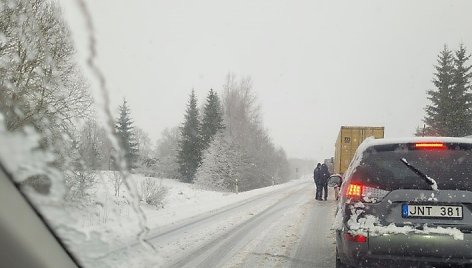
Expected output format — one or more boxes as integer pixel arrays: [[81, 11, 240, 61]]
[[134, 157, 159, 177], [139, 178, 168, 207], [111, 171, 123, 197], [64, 170, 96, 204]]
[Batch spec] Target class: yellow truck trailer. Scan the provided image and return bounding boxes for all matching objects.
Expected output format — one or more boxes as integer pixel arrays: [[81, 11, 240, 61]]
[[334, 126, 385, 174]]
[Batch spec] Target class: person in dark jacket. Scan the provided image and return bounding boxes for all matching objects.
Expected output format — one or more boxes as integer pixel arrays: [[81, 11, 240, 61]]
[[314, 163, 322, 200], [320, 163, 331, 200]]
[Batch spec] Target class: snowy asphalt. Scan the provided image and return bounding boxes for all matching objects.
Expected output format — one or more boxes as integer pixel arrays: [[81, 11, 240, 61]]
[[165, 181, 337, 268]]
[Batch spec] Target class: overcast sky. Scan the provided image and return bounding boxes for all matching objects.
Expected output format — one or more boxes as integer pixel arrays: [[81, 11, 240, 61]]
[[62, 0, 472, 160]]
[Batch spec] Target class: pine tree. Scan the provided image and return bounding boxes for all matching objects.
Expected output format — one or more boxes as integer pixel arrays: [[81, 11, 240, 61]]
[[424, 45, 456, 136], [450, 44, 472, 136], [201, 89, 224, 149], [424, 45, 472, 136], [115, 99, 139, 170], [177, 90, 202, 183]]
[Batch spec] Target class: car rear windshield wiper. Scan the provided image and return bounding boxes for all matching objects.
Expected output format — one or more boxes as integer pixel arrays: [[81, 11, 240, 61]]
[[400, 158, 439, 191]]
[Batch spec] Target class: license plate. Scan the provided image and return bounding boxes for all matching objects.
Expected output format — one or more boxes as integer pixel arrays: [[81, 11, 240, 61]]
[[402, 204, 463, 219]]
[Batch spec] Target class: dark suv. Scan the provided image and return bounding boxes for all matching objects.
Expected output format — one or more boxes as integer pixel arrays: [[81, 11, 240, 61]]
[[334, 137, 472, 268]]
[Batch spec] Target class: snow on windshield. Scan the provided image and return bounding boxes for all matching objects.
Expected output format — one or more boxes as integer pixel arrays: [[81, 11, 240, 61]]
[[3, 0, 472, 267], [0, 0, 157, 266]]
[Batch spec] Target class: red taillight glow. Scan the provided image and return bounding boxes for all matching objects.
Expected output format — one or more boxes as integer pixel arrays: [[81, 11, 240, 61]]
[[343, 183, 390, 203], [344, 233, 367, 243], [346, 184, 362, 198], [415, 142, 446, 150]]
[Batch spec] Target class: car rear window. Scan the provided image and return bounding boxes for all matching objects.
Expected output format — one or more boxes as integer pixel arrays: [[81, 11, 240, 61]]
[[351, 143, 472, 191]]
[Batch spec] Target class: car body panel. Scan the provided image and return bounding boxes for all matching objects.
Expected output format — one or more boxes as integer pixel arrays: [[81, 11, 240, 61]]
[[0, 165, 78, 268], [336, 137, 472, 267]]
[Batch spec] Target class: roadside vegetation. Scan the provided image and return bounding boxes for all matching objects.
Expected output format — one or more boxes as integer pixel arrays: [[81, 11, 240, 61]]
[[418, 44, 472, 137]]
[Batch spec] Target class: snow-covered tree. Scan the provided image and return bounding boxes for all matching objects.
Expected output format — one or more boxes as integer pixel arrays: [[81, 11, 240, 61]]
[[155, 127, 181, 179], [195, 131, 244, 192], [135, 127, 153, 160], [134, 127, 158, 176], [424, 45, 472, 136], [177, 90, 202, 183], [223, 74, 260, 144], [78, 120, 102, 170], [0, 0, 95, 195], [64, 138, 96, 203], [0, 0, 91, 133], [201, 89, 224, 149], [115, 99, 139, 170], [220, 73, 290, 191], [272, 147, 291, 184], [73, 119, 116, 170]]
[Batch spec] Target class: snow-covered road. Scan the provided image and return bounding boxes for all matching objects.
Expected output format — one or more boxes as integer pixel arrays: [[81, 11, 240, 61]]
[[95, 179, 337, 268]]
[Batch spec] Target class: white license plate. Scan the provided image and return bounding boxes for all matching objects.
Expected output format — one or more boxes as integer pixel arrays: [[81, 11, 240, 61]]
[[402, 204, 463, 219]]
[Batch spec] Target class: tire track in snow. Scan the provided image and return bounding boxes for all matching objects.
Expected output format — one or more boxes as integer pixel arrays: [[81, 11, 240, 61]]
[[147, 179, 308, 242], [287, 190, 337, 268], [167, 185, 309, 268]]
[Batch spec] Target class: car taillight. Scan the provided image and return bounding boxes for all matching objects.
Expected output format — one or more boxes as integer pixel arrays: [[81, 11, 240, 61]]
[[346, 184, 362, 198], [415, 142, 446, 150], [345, 183, 389, 203], [344, 232, 367, 243]]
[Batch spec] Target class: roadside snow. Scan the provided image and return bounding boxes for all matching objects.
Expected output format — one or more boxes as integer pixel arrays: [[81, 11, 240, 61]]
[[140, 173, 310, 229], [66, 172, 311, 250]]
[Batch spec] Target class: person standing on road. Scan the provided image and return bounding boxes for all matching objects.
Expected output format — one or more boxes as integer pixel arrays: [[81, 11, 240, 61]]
[[320, 163, 331, 201], [314, 163, 322, 200]]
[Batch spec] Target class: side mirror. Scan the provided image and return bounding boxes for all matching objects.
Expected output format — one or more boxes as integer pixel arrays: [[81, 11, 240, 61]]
[[327, 175, 342, 187]]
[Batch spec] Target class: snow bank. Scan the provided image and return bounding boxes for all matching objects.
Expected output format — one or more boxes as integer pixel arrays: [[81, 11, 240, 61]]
[[67, 172, 311, 246]]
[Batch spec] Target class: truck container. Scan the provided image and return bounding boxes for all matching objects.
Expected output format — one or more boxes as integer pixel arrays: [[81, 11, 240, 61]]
[[334, 126, 384, 174]]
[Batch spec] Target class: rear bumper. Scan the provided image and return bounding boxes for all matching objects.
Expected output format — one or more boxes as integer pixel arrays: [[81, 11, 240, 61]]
[[369, 232, 472, 259], [338, 231, 472, 267], [350, 255, 472, 268]]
